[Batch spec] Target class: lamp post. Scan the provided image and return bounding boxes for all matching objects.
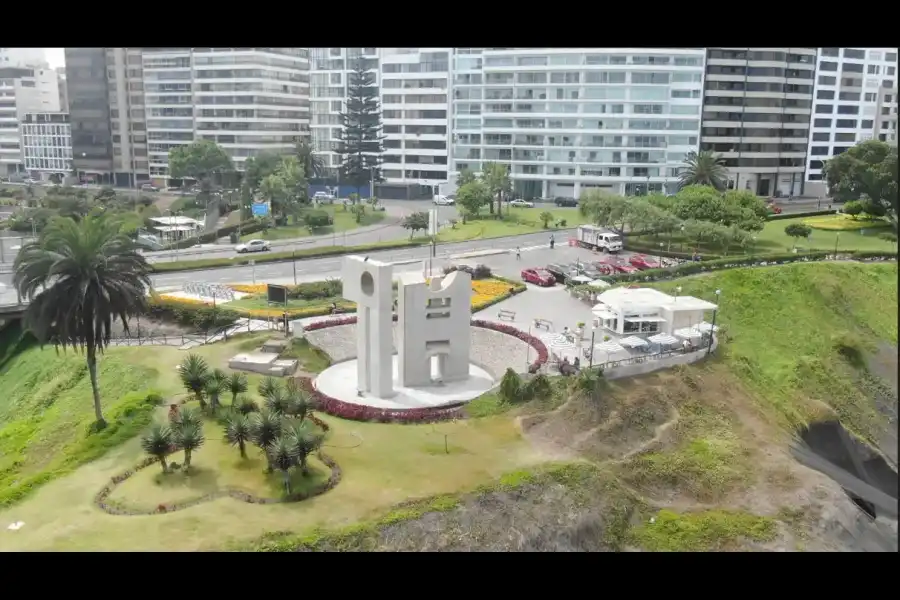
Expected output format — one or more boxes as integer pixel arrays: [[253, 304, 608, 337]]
[[707, 289, 721, 357], [679, 225, 685, 253], [588, 327, 596, 368], [834, 232, 840, 256]]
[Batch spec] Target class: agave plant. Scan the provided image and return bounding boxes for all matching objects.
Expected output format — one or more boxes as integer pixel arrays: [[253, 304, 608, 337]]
[[264, 385, 293, 415], [171, 421, 205, 471], [178, 354, 210, 410], [141, 423, 174, 473], [227, 372, 248, 405], [224, 413, 253, 459], [235, 395, 259, 415], [204, 376, 227, 413], [250, 410, 282, 472], [284, 378, 311, 421], [286, 420, 324, 477], [173, 406, 203, 429], [258, 376, 279, 400], [268, 435, 299, 494]]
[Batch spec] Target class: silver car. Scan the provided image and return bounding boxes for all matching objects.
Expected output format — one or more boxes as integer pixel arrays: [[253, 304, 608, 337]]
[[235, 239, 271, 253]]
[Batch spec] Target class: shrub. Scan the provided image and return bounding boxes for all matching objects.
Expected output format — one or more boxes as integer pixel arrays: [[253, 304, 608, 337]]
[[842, 200, 863, 218], [499, 368, 523, 403]]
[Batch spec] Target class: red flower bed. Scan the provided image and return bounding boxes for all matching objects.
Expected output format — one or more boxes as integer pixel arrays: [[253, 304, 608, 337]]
[[301, 318, 549, 424]]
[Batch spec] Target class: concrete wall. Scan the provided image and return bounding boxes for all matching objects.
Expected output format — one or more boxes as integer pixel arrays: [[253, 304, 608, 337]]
[[397, 269, 472, 387], [664, 309, 706, 334], [602, 337, 718, 380], [342, 255, 394, 397]]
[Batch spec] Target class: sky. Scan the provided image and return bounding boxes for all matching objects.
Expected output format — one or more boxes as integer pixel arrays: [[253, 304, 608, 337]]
[[45, 48, 64, 68]]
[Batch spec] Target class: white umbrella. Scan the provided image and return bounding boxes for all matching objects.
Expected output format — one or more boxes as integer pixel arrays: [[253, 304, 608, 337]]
[[619, 335, 649, 349], [648, 333, 679, 346], [696, 321, 719, 333], [541, 333, 578, 361], [673, 327, 702, 340], [594, 340, 626, 364]]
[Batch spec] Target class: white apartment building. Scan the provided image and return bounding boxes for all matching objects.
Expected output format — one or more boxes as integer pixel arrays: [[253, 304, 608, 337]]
[[449, 48, 707, 199], [309, 48, 378, 180], [22, 112, 72, 179], [806, 47, 898, 191], [142, 48, 310, 183], [0, 48, 48, 69], [0, 66, 61, 176], [379, 49, 450, 191]]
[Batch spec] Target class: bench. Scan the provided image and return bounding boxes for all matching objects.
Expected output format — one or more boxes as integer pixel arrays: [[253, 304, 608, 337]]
[[497, 309, 516, 321], [533, 318, 552, 330]]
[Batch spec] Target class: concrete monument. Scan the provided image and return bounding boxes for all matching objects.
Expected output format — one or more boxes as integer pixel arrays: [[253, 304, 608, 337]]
[[397, 269, 472, 387], [342, 255, 394, 397]]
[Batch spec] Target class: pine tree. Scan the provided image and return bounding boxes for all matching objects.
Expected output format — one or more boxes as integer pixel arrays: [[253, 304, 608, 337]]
[[335, 58, 384, 196]]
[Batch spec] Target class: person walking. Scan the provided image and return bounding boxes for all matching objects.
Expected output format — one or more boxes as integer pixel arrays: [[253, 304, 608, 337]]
[[515, 246, 521, 260], [549, 234, 555, 250]]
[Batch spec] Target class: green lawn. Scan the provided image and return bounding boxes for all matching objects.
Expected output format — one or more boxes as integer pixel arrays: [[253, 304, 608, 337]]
[[631, 215, 897, 255], [436, 206, 588, 242], [226, 294, 343, 313], [241, 208, 386, 242]]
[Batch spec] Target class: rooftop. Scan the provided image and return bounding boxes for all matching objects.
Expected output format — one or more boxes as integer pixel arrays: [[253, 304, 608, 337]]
[[149, 216, 202, 227], [596, 287, 718, 312]]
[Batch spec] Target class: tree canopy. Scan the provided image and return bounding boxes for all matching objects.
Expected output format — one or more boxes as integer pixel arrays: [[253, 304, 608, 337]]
[[678, 150, 729, 192], [168, 139, 233, 183], [456, 180, 491, 221], [823, 140, 897, 230], [335, 59, 384, 193]]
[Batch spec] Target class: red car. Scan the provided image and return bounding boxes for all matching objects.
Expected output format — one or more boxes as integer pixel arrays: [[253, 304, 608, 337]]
[[595, 259, 639, 275], [629, 255, 661, 270], [591, 262, 617, 276], [521, 268, 556, 287]]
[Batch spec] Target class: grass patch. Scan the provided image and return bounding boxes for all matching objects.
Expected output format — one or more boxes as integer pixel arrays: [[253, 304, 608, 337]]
[[803, 214, 892, 232], [465, 376, 569, 418], [629, 509, 777, 551], [649, 262, 898, 441], [279, 338, 332, 373], [436, 206, 587, 243], [241, 208, 385, 242]]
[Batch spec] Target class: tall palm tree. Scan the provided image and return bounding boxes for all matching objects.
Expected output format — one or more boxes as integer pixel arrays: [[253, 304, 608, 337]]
[[13, 214, 151, 428], [225, 413, 252, 459], [172, 421, 205, 471], [227, 372, 248, 406], [286, 420, 324, 477], [678, 151, 729, 192], [295, 138, 325, 181], [250, 410, 282, 472], [204, 376, 226, 413], [141, 424, 174, 474], [178, 354, 210, 410], [284, 378, 311, 421], [268, 435, 298, 494]]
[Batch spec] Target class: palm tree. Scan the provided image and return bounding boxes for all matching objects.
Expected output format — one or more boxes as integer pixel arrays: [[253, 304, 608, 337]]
[[172, 421, 205, 471], [287, 421, 324, 477], [264, 385, 292, 415], [268, 435, 298, 494], [225, 413, 252, 459], [204, 376, 226, 413], [227, 372, 248, 406], [172, 405, 202, 429], [295, 138, 325, 181], [141, 423, 174, 473], [13, 214, 152, 429], [284, 378, 311, 421], [258, 376, 279, 400], [250, 410, 282, 472], [678, 151, 729, 192], [178, 354, 210, 410], [236, 395, 259, 415]]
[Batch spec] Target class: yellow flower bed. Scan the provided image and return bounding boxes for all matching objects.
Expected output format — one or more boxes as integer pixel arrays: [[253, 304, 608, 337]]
[[228, 283, 268, 294], [803, 215, 890, 231], [471, 279, 513, 307], [156, 294, 212, 307]]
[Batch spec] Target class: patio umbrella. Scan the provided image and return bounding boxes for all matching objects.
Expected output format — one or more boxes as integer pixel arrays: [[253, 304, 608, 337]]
[[541, 333, 578, 361], [648, 333, 679, 346], [696, 321, 719, 333], [619, 335, 649, 349], [594, 340, 626, 364]]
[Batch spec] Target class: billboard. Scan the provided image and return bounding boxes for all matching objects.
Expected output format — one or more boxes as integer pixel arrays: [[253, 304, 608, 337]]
[[251, 200, 270, 217], [267, 284, 288, 306]]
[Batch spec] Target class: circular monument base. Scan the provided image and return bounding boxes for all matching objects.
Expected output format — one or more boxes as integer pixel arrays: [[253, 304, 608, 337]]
[[314, 356, 495, 411]]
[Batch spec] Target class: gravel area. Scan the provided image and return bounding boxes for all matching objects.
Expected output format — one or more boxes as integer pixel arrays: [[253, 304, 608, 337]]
[[305, 323, 535, 378]]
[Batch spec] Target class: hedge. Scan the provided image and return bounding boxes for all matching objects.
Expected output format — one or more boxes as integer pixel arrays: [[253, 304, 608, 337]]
[[151, 239, 430, 273], [767, 209, 837, 221], [622, 242, 717, 260], [571, 250, 896, 288]]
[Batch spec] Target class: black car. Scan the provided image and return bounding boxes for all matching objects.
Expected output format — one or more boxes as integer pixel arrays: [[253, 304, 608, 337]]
[[545, 262, 573, 283], [554, 197, 578, 207]]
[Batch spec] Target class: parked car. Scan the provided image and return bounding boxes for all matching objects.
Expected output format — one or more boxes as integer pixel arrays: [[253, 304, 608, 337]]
[[24, 177, 38, 185], [313, 191, 336, 204], [509, 199, 535, 208], [521, 267, 556, 287], [629, 255, 662, 270], [141, 183, 160, 192], [433, 195, 455, 206], [544, 263, 572, 283], [554, 197, 578, 207], [591, 262, 617, 276], [235, 239, 271, 253], [612, 263, 640, 274]]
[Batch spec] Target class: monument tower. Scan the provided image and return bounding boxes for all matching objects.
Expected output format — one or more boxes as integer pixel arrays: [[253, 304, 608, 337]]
[[342, 256, 394, 398]]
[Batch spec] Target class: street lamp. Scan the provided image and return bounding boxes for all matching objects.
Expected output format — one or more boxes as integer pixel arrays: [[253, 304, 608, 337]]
[[707, 289, 721, 357], [834, 232, 840, 256]]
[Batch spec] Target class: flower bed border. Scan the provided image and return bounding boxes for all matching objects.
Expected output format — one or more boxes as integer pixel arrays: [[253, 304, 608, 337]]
[[300, 317, 548, 424], [94, 414, 340, 516]]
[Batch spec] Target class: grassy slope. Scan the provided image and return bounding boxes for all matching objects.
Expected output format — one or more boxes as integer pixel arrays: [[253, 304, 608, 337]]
[[651, 262, 898, 439], [436, 206, 588, 242], [241, 209, 385, 242]]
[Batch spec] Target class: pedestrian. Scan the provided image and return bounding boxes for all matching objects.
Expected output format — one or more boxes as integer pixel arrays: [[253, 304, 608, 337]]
[[549, 234, 555, 250], [515, 246, 521, 260]]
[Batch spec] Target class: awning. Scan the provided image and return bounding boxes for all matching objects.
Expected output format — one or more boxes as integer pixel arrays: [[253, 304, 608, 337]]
[[594, 341, 626, 355], [624, 316, 666, 323], [648, 333, 679, 346], [619, 336, 649, 348], [591, 304, 619, 320]]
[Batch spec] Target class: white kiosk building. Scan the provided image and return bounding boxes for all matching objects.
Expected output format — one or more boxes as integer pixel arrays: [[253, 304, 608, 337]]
[[592, 288, 718, 336]]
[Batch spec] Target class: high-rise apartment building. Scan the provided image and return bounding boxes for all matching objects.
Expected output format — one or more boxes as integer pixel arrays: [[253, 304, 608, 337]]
[[806, 48, 898, 193], [310, 48, 378, 179], [65, 48, 114, 183], [0, 65, 60, 176], [449, 48, 706, 199], [700, 48, 816, 198], [142, 48, 310, 184], [22, 112, 72, 180], [380, 49, 450, 191], [56, 67, 68, 112]]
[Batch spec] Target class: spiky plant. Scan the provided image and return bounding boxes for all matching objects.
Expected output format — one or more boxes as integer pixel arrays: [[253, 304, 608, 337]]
[[224, 413, 252, 459], [285, 378, 312, 421], [678, 150, 729, 192], [250, 410, 282, 472], [235, 395, 259, 415], [171, 421, 205, 471], [257, 376, 279, 400], [268, 435, 299, 494], [178, 354, 210, 409], [264, 385, 292, 415], [173, 405, 203, 429], [227, 372, 248, 405], [286, 420, 324, 477], [204, 376, 227, 413], [141, 423, 174, 473]]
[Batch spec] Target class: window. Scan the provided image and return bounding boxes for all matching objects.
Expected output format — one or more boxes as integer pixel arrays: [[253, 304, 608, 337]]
[[813, 118, 832, 127], [815, 104, 832, 114], [842, 63, 863, 74], [810, 146, 829, 156], [818, 75, 836, 86], [837, 105, 859, 115], [861, 119, 874, 129], [883, 79, 895, 88], [835, 119, 857, 128], [888, 66, 896, 76], [817, 90, 835, 100], [820, 48, 840, 57], [843, 49, 865, 60], [835, 132, 857, 142], [886, 52, 897, 62], [868, 65, 881, 75], [869, 51, 883, 61], [833, 146, 851, 155], [839, 91, 860, 101], [819, 61, 838, 71], [812, 132, 830, 142], [864, 92, 877, 102]]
